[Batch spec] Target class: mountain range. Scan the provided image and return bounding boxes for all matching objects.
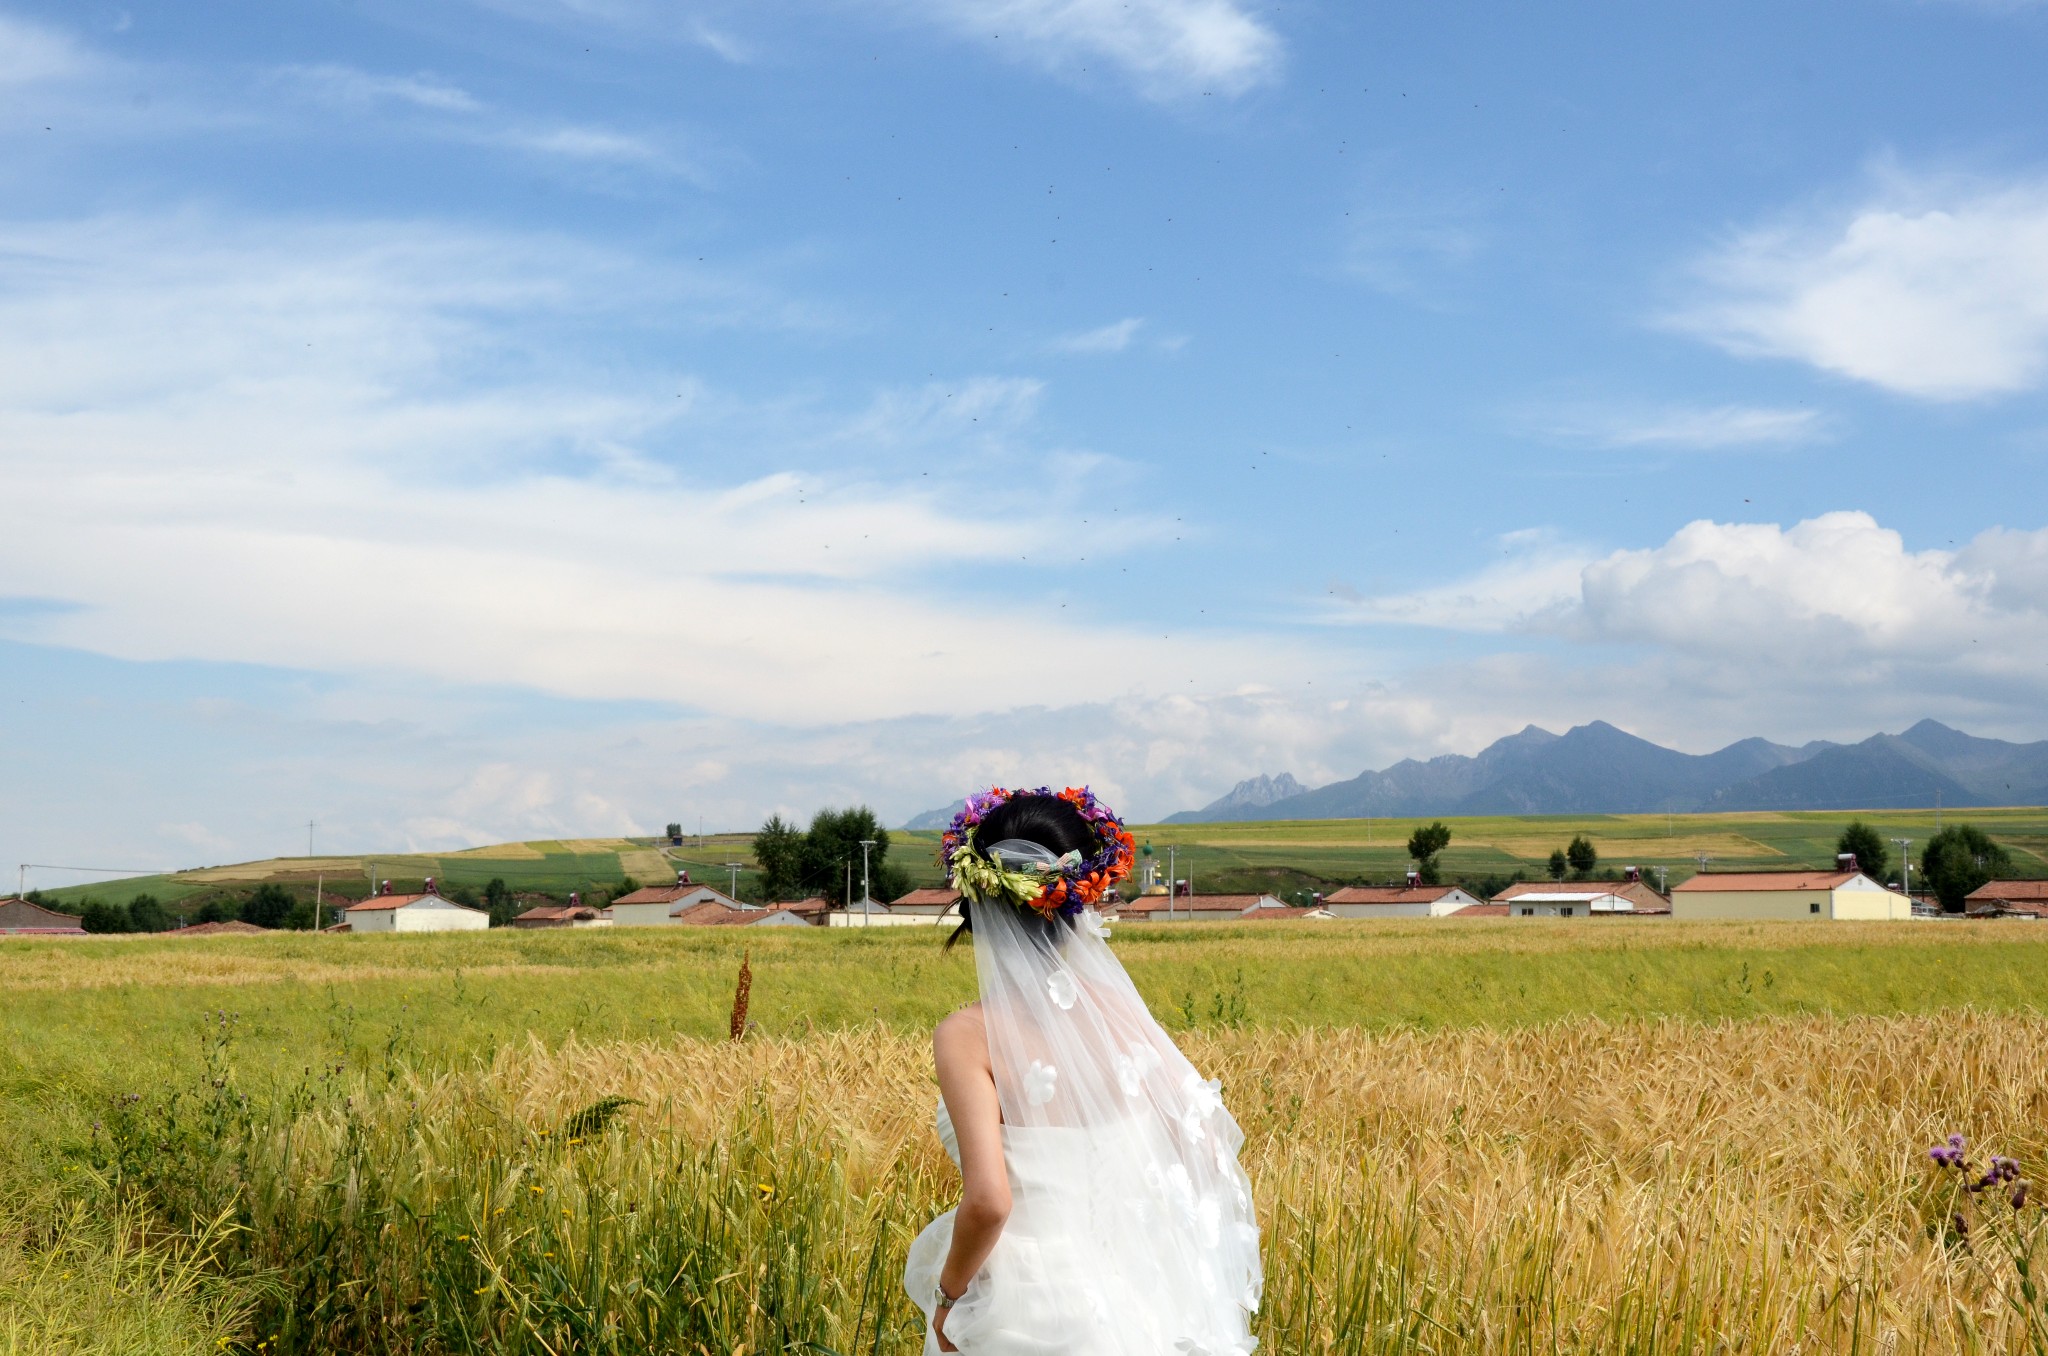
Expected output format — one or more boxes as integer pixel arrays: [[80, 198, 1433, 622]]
[[1165, 720, 2048, 823]]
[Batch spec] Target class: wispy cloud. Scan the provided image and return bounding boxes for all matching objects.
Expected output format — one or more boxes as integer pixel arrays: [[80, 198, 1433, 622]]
[[1529, 402, 1827, 451], [1671, 169, 2048, 400], [263, 59, 700, 180], [272, 62, 482, 113], [1054, 317, 1145, 353], [889, 0, 1282, 99]]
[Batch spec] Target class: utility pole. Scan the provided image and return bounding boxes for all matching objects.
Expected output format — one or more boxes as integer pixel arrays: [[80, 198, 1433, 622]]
[[307, 820, 316, 858], [1892, 838, 1913, 900], [859, 839, 876, 905], [1695, 853, 1710, 878], [724, 861, 743, 903], [1166, 845, 1177, 920]]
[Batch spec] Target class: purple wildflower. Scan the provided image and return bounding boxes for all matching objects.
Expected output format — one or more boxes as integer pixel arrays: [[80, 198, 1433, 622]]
[[2012, 1180, 2030, 1211], [1949, 1134, 1967, 1150]]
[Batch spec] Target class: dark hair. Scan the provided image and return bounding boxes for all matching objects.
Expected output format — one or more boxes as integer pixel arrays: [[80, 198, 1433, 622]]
[[944, 793, 1096, 950]]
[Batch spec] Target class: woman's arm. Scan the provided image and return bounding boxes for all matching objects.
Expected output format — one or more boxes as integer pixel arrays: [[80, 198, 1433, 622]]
[[932, 1009, 1010, 1349]]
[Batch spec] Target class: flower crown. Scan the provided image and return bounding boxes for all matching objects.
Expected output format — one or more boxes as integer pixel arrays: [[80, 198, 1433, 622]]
[[941, 785, 1136, 919]]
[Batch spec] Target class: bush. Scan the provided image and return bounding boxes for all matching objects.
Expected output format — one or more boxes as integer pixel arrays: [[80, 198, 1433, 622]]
[[126, 894, 172, 933], [79, 898, 131, 934], [1566, 835, 1598, 878], [241, 884, 294, 930]]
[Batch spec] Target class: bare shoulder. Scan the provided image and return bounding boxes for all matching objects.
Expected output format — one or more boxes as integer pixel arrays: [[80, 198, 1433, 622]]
[[932, 1005, 989, 1066]]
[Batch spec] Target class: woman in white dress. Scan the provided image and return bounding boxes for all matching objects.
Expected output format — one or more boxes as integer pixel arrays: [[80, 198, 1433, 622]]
[[904, 787, 1262, 1356]]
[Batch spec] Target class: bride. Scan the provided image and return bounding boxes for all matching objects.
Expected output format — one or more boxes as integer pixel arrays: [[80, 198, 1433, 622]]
[[903, 787, 1262, 1355]]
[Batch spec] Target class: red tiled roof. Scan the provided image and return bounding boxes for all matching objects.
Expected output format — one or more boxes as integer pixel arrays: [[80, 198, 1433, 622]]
[[1672, 870, 1860, 892], [344, 892, 488, 915], [735, 908, 810, 926], [1121, 893, 1276, 914], [1323, 885, 1466, 906], [769, 896, 832, 914], [345, 893, 433, 912], [614, 881, 731, 906], [1449, 903, 1512, 917], [892, 888, 962, 908], [172, 920, 269, 936], [1967, 880, 2048, 903]]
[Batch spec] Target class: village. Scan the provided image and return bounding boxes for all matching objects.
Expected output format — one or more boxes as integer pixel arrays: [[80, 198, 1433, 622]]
[[12, 846, 2041, 939]]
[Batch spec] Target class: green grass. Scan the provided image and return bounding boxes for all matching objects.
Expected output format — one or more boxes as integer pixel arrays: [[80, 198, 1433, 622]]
[[6, 921, 2048, 1094]]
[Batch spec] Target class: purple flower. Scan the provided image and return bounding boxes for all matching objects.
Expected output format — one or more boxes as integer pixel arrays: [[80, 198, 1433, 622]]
[[2012, 1180, 2031, 1210], [1949, 1134, 1967, 1150]]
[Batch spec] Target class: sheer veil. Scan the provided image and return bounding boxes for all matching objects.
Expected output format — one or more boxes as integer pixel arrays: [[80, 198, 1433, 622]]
[[963, 840, 1261, 1355]]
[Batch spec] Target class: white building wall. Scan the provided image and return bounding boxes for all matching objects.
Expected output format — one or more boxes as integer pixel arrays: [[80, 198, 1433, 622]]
[[392, 899, 490, 932]]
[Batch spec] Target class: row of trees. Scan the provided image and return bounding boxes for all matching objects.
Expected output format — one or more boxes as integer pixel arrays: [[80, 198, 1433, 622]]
[[753, 806, 910, 903]]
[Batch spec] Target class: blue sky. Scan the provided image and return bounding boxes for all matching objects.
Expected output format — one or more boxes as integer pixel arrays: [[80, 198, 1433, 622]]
[[4, 0, 2048, 874]]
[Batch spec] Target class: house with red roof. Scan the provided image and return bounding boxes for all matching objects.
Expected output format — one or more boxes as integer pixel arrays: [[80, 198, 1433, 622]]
[[1119, 892, 1286, 921], [0, 897, 86, 936], [1671, 864, 1911, 921], [1965, 880, 2048, 919], [610, 872, 751, 926], [1321, 883, 1484, 918], [342, 878, 491, 933]]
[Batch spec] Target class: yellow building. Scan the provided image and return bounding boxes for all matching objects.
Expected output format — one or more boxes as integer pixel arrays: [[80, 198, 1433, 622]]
[[1670, 868, 1913, 921]]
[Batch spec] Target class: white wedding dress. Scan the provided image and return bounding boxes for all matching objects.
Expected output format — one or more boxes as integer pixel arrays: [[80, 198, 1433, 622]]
[[902, 892, 1260, 1356]]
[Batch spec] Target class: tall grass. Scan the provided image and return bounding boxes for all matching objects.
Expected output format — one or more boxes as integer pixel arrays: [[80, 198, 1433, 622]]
[[68, 1011, 2048, 1354], [0, 1198, 248, 1355]]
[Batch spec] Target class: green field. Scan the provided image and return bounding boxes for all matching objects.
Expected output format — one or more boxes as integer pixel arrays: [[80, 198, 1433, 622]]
[[4, 922, 2048, 1354], [33, 805, 2048, 915]]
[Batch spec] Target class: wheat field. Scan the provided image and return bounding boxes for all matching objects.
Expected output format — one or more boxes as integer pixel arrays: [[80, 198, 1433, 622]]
[[72, 1011, 2048, 1355]]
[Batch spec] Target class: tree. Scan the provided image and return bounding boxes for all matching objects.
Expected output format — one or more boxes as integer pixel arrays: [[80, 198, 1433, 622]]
[[665, 822, 683, 840], [1566, 834, 1598, 878], [1834, 821, 1890, 883], [79, 898, 130, 934], [753, 815, 808, 900], [482, 877, 518, 927], [127, 893, 171, 933], [193, 896, 235, 925], [1407, 821, 1452, 885], [805, 806, 893, 902], [1920, 824, 2011, 914], [242, 883, 294, 930], [1547, 849, 1568, 881], [754, 806, 901, 903]]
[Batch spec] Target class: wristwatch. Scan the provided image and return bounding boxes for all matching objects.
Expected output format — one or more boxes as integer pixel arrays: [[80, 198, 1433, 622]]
[[934, 1281, 961, 1311]]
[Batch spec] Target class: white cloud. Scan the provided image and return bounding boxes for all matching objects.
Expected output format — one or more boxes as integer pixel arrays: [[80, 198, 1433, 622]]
[[1054, 317, 1144, 353], [911, 0, 1282, 99], [273, 63, 483, 113], [1331, 510, 2048, 680], [0, 212, 1320, 728], [1674, 172, 2048, 400], [1532, 403, 1825, 451]]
